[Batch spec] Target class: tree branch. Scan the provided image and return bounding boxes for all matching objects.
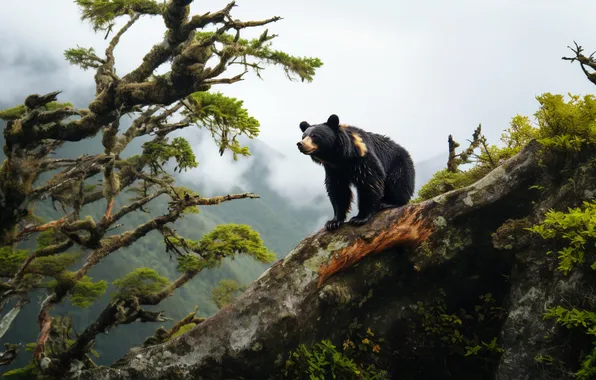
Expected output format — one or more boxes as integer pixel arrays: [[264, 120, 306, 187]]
[[100, 189, 168, 228], [138, 271, 194, 305], [30, 155, 112, 201], [105, 13, 141, 68], [51, 298, 167, 376], [9, 240, 74, 286], [562, 41, 596, 85], [121, 1, 237, 84], [31, 192, 260, 359], [204, 71, 247, 85]]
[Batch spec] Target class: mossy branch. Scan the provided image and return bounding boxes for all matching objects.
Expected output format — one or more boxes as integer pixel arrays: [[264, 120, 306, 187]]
[[143, 307, 205, 347], [43, 298, 168, 376], [30, 191, 260, 360], [447, 124, 483, 172], [121, 0, 234, 84]]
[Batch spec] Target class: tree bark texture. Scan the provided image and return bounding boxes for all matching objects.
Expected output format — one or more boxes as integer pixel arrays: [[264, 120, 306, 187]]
[[70, 140, 596, 380]]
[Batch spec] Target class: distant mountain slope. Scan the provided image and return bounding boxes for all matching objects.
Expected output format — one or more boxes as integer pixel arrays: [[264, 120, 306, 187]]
[[414, 152, 447, 193]]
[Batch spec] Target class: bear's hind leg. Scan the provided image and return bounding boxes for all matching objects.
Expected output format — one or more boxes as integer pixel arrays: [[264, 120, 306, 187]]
[[382, 159, 415, 209], [348, 182, 383, 226]]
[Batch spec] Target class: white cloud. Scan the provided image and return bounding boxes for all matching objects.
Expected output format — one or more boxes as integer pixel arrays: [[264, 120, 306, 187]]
[[260, 146, 328, 208], [2, 0, 596, 204], [177, 130, 254, 196]]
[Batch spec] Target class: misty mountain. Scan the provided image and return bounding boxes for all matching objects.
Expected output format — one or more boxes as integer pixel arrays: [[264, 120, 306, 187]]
[[414, 152, 447, 192]]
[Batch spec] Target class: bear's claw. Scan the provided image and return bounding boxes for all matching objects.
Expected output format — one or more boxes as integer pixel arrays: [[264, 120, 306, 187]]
[[348, 215, 371, 226], [325, 219, 344, 231]]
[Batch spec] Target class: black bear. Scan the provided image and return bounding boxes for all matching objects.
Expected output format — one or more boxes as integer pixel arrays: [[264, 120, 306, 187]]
[[297, 114, 415, 231]]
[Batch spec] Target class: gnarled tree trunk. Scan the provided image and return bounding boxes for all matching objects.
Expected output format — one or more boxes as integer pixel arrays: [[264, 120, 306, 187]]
[[71, 140, 595, 380]]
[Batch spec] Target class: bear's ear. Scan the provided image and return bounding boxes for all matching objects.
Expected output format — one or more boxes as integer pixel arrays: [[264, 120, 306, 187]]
[[299, 121, 311, 132], [326, 114, 340, 130]]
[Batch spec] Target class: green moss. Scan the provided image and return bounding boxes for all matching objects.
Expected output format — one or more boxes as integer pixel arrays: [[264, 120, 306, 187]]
[[46, 271, 107, 308], [0, 105, 27, 121], [415, 168, 483, 202], [415, 240, 434, 257], [415, 227, 472, 260], [433, 216, 448, 229], [44, 101, 74, 111], [171, 186, 200, 214], [251, 342, 263, 352], [491, 218, 531, 251], [0, 101, 74, 121], [319, 283, 353, 306], [170, 323, 196, 339], [304, 240, 349, 273]]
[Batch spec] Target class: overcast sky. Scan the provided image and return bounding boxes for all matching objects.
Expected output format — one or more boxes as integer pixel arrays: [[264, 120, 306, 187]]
[[1, 0, 596, 201]]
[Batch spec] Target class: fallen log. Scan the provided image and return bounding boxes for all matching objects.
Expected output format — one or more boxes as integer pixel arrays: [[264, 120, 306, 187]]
[[70, 139, 551, 379]]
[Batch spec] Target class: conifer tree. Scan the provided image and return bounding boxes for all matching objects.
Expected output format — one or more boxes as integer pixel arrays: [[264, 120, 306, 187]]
[[0, 0, 322, 377]]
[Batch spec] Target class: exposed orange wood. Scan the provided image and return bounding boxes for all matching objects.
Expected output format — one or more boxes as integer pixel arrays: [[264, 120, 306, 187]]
[[103, 197, 115, 221], [17, 216, 67, 238], [317, 205, 433, 287], [33, 313, 52, 360]]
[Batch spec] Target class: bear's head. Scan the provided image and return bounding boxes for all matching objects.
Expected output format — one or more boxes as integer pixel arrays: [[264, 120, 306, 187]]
[[297, 114, 341, 158]]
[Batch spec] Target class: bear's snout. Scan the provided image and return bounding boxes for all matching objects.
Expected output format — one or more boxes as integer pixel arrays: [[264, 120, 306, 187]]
[[297, 141, 309, 154], [297, 136, 317, 154]]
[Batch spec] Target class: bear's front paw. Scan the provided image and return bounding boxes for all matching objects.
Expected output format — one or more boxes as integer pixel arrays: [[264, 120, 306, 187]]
[[348, 215, 372, 226], [325, 219, 344, 231]]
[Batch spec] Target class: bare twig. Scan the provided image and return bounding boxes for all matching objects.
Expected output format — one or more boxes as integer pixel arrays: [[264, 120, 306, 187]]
[[105, 13, 141, 67], [204, 70, 248, 85], [16, 216, 68, 240], [562, 41, 596, 85]]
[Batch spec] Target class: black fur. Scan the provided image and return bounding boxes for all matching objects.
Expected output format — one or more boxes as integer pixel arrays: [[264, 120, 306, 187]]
[[297, 114, 415, 231]]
